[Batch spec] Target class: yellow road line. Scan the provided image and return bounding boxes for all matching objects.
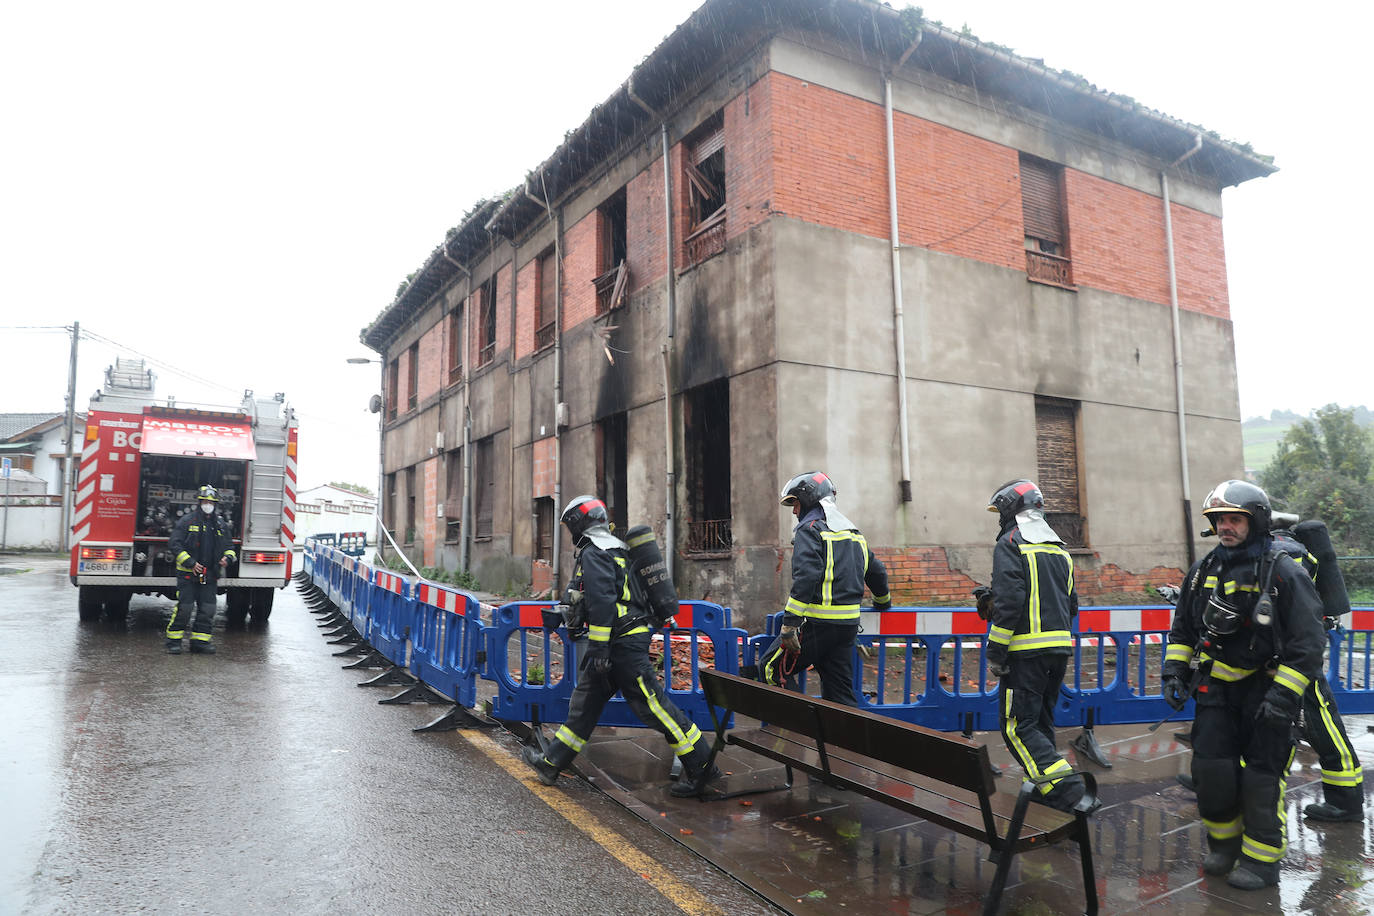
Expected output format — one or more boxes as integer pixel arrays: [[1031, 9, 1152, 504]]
[[462, 730, 725, 916]]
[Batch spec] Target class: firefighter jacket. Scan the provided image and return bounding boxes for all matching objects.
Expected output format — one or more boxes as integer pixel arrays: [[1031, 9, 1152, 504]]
[[1163, 541, 1325, 705], [783, 507, 890, 626], [572, 543, 650, 648], [169, 510, 236, 575], [986, 525, 1076, 664]]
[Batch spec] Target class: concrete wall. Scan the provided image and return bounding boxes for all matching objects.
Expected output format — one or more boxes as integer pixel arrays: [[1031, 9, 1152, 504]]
[[1, 504, 63, 550]]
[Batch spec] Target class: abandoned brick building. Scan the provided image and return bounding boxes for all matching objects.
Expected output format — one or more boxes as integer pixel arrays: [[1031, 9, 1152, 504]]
[[359, 0, 1273, 624]]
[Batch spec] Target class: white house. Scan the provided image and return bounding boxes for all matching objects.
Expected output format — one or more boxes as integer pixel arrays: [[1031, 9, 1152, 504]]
[[295, 483, 378, 545]]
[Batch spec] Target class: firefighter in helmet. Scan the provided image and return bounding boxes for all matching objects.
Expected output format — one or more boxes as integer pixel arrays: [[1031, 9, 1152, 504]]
[[1162, 480, 1325, 889], [166, 485, 235, 654], [522, 495, 721, 797], [983, 479, 1087, 813], [759, 471, 890, 706]]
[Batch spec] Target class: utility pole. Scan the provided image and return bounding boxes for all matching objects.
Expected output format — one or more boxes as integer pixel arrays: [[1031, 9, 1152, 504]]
[[61, 321, 79, 553]]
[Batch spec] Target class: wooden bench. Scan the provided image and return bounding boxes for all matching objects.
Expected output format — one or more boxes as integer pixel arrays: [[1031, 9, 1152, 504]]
[[695, 669, 1099, 916]]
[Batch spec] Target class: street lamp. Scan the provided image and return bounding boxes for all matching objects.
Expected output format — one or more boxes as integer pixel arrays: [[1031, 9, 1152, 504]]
[[346, 356, 385, 562]]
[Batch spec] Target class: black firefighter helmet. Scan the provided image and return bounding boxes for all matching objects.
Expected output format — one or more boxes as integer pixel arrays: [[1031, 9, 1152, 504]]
[[561, 495, 610, 543], [1201, 479, 1272, 537], [779, 471, 835, 512], [987, 479, 1043, 527]]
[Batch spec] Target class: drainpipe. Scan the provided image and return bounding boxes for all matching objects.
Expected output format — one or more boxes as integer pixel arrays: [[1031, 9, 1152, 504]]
[[629, 77, 677, 578], [1162, 132, 1204, 567], [439, 242, 471, 571], [526, 175, 565, 593], [884, 32, 921, 503]]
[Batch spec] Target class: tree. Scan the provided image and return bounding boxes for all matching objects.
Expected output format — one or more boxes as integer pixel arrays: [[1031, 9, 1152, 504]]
[[329, 481, 375, 497], [1260, 404, 1374, 551]]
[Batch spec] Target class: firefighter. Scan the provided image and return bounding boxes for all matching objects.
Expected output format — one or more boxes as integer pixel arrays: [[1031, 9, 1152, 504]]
[[984, 479, 1087, 813], [759, 471, 890, 706], [522, 496, 720, 797], [1162, 480, 1325, 889], [166, 485, 235, 654]]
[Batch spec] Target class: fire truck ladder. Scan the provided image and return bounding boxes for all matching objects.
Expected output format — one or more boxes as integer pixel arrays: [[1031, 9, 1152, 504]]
[[247, 434, 287, 544]]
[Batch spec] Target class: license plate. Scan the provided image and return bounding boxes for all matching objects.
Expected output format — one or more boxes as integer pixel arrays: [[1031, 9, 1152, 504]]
[[79, 559, 132, 575]]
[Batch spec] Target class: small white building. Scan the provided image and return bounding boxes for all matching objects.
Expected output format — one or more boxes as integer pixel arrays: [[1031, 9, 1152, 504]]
[[295, 484, 378, 545], [1, 412, 86, 550]]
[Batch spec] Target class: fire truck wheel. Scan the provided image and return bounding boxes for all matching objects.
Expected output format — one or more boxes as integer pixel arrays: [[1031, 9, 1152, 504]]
[[249, 588, 274, 623], [104, 592, 130, 623], [78, 587, 103, 622], [226, 589, 250, 628]]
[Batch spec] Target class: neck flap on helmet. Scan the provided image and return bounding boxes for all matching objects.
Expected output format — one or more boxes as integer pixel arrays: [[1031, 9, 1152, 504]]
[[1014, 508, 1063, 544], [580, 523, 627, 551], [818, 495, 857, 532]]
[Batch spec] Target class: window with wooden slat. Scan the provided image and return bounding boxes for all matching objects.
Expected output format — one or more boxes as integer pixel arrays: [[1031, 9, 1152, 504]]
[[594, 188, 628, 315], [1020, 154, 1074, 288], [475, 435, 494, 539], [535, 247, 556, 351], [386, 360, 399, 421], [406, 342, 419, 411], [447, 306, 463, 384], [444, 448, 462, 542], [1035, 397, 1086, 547], [534, 497, 555, 563], [684, 113, 726, 264]]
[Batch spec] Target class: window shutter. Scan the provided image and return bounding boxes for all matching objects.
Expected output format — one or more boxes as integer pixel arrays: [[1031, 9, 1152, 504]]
[[691, 124, 724, 164], [1021, 157, 1064, 244], [1035, 400, 1079, 514]]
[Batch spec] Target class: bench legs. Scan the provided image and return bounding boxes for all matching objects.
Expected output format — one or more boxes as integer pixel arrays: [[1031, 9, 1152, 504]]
[[984, 780, 1099, 916]]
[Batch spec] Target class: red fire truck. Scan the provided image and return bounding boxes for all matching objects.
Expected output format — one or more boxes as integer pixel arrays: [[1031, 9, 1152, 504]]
[[70, 359, 298, 625]]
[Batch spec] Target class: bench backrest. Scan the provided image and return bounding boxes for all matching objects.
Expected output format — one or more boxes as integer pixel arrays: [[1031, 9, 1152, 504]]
[[701, 669, 996, 797]]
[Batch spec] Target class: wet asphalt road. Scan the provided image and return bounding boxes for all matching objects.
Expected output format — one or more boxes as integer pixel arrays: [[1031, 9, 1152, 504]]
[[0, 554, 777, 915]]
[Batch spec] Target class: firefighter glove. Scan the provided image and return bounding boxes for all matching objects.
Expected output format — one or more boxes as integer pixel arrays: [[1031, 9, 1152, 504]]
[[779, 625, 801, 653], [988, 658, 1010, 679], [1257, 687, 1300, 725], [1163, 676, 1190, 711], [583, 643, 613, 681], [872, 599, 891, 612], [973, 585, 994, 621]]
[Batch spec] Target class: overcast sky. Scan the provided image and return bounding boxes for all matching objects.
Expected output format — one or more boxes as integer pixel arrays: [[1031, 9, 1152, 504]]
[[2, 1, 1365, 491]]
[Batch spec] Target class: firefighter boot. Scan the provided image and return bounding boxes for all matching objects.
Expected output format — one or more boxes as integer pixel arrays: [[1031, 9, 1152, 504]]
[[1304, 784, 1363, 822], [1227, 857, 1280, 890], [521, 744, 562, 786], [670, 751, 723, 798], [189, 640, 217, 655], [1202, 837, 1241, 876], [165, 639, 183, 654]]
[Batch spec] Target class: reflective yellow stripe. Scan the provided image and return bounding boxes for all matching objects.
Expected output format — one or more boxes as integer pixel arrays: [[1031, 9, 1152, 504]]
[[554, 725, 586, 753], [988, 625, 1014, 647], [1272, 664, 1309, 697], [1165, 643, 1194, 665], [1321, 767, 1363, 787], [1314, 687, 1360, 784], [588, 625, 611, 643], [636, 676, 696, 755], [1203, 655, 1257, 682], [870, 592, 890, 604], [1242, 834, 1284, 863], [1008, 630, 1072, 652], [165, 629, 185, 639], [787, 600, 860, 621], [1002, 686, 1072, 795], [1204, 815, 1244, 840], [189, 632, 212, 643]]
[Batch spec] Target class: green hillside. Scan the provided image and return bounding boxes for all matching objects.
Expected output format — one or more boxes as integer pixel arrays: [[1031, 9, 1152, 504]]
[[1241, 406, 1373, 475]]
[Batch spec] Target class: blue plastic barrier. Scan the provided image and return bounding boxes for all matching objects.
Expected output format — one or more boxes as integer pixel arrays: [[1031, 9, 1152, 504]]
[[483, 600, 746, 730], [410, 581, 484, 708]]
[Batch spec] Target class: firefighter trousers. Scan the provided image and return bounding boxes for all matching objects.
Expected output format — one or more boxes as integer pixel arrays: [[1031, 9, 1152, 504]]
[[1192, 675, 1297, 866], [759, 620, 858, 706], [998, 653, 1084, 810], [1303, 674, 1364, 811], [168, 572, 217, 643], [543, 633, 710, 774]]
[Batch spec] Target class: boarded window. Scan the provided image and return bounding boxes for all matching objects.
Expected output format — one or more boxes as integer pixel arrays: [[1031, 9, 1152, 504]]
[[535, 248, 556, 350], [683, 378, 731, 554], [384, 472, 397, 537], [595, 412, 628, 535], [1020, 154, 1073, 288], [1035, 397, 1085, 547], [594, 188, 629, 315], [447, 307, 463, 384], [684, 113, 726, 263], [386, 360, 399, 421], [475, 436, 494, 539], [444, 448, 463, 541], [534, 497, 555, 563], [406, 342, 419, 410], [404, 466, 417, 543]]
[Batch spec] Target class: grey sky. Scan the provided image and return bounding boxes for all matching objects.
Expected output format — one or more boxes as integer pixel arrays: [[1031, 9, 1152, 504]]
[[2, 1, 1365, 491]]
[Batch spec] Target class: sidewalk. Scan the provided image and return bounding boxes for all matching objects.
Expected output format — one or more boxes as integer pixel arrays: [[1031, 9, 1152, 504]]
[[560, 714, 1374, 914]]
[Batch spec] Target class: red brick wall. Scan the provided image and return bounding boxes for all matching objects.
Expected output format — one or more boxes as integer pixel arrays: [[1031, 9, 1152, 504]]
[[725, 77, 774, 244], [417, 322, 444, 402], [562, 214, 598, 331], [495, 264, 512, 356], [1066, 171, 1230, 319], [875, 545, 1185, 605], [514, 259, 536, 360], [532, 437, 555, 499], [626, 159, 667, 297]]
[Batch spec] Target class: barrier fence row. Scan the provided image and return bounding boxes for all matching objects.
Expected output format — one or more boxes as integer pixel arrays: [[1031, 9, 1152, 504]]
[[302, 541, 1374, 736]]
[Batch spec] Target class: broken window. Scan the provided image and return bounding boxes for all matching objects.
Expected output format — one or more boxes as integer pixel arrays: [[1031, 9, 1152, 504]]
[[534, 497, 555, 563], [444, 448, 462, 543], [595, 412, 628, 535], [536, 247, 557, 351], [384, 472, 397, 537], [1035, 396, 1085, 547], [477, 276, 497, 367], [404, 466, 417, 543], [407, 342, 419, 411], [1020, 154, 1074, 288], [683, 378, 731, 554], [684, 114, 726, 264], [594, 187, 629, 315], [447, 306, 463, 385], [475, 435, 494, 539]]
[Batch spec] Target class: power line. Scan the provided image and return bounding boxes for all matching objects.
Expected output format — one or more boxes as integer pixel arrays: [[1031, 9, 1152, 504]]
[[78, 327, 242, 396]]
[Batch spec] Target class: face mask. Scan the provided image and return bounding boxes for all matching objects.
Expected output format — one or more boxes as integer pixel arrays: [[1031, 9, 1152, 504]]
[[200, 503, 215, 515]]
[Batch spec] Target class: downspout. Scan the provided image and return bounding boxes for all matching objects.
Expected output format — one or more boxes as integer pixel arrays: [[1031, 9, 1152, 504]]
[[1162, 132, 1204, 567], [526, 175, 564, 593], [629, 76, 677, 579], [440, 243, 471, 571], [884, 32, 921, 503]]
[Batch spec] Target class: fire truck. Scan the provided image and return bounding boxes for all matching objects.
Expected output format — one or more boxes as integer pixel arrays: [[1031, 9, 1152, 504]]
[[70, 358, 298, 626]]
